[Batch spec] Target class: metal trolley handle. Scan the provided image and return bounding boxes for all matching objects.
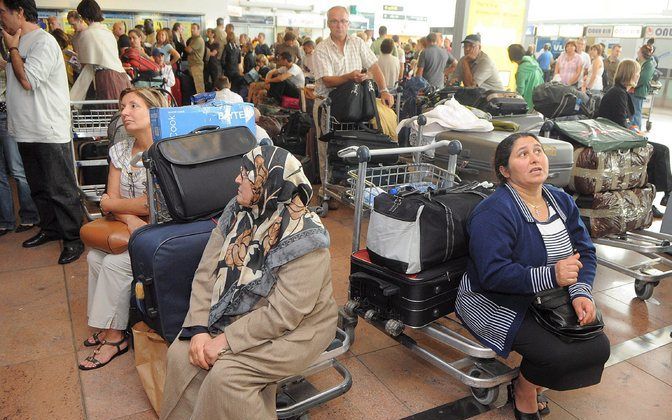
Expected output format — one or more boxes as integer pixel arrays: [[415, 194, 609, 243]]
[[345, 138, 463, 252], [337, 139, 463, 162]]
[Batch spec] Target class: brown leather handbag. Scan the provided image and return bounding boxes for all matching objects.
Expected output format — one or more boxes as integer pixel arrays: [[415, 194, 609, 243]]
[[80, 216, 131, 254]]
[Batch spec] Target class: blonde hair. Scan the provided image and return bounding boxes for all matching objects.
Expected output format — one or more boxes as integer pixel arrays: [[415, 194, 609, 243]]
[[119, 87, 170, 109], [614, 59, 641, 88]]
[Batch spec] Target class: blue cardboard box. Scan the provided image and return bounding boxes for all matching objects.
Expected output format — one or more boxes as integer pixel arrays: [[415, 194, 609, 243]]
[[150, 102, 256, 141]]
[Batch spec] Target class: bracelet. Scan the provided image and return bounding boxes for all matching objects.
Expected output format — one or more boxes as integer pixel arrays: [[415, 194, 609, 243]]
[[8, 47, 18, 54], [380, 88, 389, 94]]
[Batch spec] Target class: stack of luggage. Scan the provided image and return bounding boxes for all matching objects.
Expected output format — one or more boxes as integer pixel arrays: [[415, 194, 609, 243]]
[[552, 118, 654, 238], [349, 182, 493, 327], [130, 126, 258, 342], [321, 80, 398, 185]]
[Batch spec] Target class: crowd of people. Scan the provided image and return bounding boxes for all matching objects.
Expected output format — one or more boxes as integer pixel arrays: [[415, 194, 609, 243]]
[[0, 1, 665, 418]]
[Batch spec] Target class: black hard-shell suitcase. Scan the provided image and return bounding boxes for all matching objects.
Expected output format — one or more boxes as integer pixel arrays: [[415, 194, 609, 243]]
[[78, 140, 109, 185], [474, 90, 528, 116], [480, 96, 528, 116], [129, 218, 217, 343], [349, 250, 467, 327]]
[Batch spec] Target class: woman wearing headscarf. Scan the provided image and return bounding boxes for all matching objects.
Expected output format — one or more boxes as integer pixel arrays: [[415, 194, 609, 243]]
[[160, 146, 338, 419]]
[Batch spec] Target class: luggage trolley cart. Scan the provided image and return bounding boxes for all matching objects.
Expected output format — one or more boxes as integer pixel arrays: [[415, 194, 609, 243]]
[[70, 99, 120, 220], [643, 79, 663, 132], [592, 231, 672, 300], [315, 89, 403, 217], [336, 140, 518, 407], [129, 153, 353, 418]]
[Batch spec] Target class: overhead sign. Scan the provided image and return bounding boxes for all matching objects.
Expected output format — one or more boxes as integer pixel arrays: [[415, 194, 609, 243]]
[[406, 16, 428, 22], [645, 26, 672, 39], [230, 15, 274, 25], [613, 25, 643, 38], [276, 13, 324, 28], [558, 24, 583, 37], [383, 5, 404, 11], [584, 26, 613, 37], [383, 13, 405, 20], [536, 24, 559, 37]]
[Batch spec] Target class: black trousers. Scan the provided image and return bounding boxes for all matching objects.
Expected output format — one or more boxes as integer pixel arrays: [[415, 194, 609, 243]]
[[18, 142, 84, 245], [647, 142, 672, 195], [512, 311, 610, 391], [268, 80, 300, 102]]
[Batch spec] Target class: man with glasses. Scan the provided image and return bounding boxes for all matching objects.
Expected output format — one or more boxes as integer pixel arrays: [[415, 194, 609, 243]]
[[312, 6, 394, 194], [449, 33, 503, 91]]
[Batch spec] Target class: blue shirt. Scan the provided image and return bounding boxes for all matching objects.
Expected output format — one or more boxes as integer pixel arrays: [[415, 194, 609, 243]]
[[537, 50, 552, 70]]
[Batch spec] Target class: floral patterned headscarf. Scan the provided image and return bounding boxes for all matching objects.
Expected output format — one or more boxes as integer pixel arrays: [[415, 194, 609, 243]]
[[208, 146, 329, 333]]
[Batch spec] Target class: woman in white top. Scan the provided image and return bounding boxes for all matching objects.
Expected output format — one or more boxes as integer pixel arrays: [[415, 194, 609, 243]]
[[79, 88, 169, 370], [582, 44, 604, 94]]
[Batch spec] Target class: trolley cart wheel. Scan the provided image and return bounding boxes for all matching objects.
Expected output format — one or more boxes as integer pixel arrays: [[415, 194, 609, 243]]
[[468, 367, 500, 406], [316, 200, 329, 217], [634, 280, 658, 300], [338, 307, 358, 346]]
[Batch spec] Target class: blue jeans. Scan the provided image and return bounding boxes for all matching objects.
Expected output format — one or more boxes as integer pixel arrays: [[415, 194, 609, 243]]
[[630, 94, 644, 130], [0, 112, 39, 230]]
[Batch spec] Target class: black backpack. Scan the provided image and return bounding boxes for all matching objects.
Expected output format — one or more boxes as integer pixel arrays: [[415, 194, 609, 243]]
[[274, 112, 312, 156]]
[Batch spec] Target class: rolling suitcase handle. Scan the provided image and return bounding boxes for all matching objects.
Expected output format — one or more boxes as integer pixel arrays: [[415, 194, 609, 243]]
[[351, 272, 400, 297]]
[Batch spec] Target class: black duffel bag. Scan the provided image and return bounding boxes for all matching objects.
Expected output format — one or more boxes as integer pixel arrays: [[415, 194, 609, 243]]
[[328, 79, 377, 123], [146, 126, 257, 222], [532, 82, 589, 119], [367, 183, 494, 274]]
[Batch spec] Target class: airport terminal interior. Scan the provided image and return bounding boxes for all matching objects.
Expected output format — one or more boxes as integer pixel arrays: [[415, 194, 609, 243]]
[[2, 0, 672, 419]]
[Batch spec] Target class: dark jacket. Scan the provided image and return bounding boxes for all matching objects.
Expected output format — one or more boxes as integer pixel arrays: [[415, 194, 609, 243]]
[[222, 42, 241, 77], [243, 51, 256, 75], [455, 184, 596, 356], [598, 83, 634, 128]]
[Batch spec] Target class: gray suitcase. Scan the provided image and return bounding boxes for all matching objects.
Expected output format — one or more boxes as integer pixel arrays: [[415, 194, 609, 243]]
[[491, 111, 545, 132], [434, 130, 574, 187]]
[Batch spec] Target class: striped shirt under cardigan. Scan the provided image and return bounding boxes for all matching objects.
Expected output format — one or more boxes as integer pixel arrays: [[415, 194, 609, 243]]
[[455, 184, 596, 357]]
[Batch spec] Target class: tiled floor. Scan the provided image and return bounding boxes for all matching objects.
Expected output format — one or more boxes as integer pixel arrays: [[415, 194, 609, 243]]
[[2, 109, 672, 420]]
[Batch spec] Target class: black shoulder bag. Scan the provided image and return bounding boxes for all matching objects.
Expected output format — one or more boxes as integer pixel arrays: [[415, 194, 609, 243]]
[[529, 287, 604, 343]]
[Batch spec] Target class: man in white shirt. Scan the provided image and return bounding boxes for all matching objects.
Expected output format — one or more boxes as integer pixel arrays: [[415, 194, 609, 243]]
[[576, 37, 591, 89], [312, 6, 394, 193], [265, 51, 305, 102], [214, 76, 244, 103], [1, 0, 84, 264]]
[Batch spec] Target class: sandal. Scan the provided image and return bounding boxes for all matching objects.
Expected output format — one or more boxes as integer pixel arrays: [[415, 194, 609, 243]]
[[78, 335, 129, 371], [537, 393, 550, 416], [83, 331, 103, 347]]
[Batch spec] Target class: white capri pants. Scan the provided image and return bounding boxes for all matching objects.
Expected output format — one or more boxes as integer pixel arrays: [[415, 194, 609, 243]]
[[87, 249, 133, 331]]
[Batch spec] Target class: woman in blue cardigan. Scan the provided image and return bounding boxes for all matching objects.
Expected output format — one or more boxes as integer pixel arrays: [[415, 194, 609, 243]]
[[455, 133, 610, 420]]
